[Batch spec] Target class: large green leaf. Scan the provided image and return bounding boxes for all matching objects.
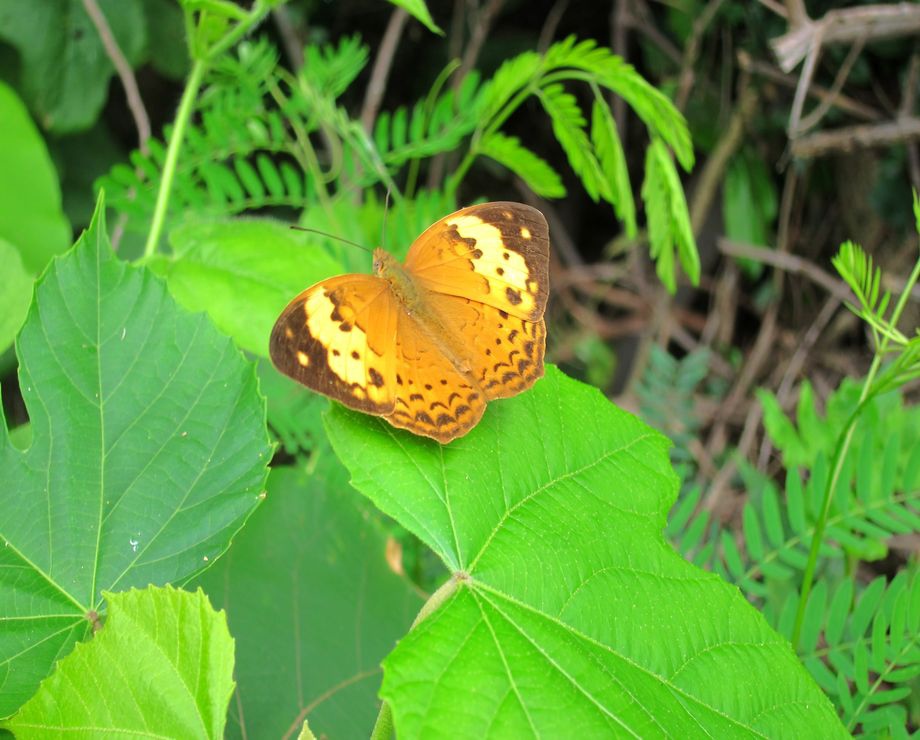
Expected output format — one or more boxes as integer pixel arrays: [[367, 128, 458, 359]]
[[3, 586, 234, 738], [158, 219, 344, 357], [194, 460, 423, 738], [325, 366, 846, 737], [0, 197, 270, 717], [0, 0, 146, 133], [0, 80, 70, 273]]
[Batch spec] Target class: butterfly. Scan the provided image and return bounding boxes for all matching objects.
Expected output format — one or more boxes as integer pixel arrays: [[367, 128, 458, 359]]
[[269, 202, 550, 443]]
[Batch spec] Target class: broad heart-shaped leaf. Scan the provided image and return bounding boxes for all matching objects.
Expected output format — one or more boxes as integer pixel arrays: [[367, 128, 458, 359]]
[[155, 218, 344, 357], [325, 366, 846, 737], [193, 458, 423, 738], [0, 197, 271, 717], [3, 586, 234, 738]]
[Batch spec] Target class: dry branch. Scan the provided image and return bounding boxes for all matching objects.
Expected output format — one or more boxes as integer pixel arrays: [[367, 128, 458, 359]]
[[772, 2, 920, 73]]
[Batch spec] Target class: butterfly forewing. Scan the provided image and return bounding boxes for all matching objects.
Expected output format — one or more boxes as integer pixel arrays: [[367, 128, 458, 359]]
[[405, 202, 550, 322], [269, 274, 398, 414]]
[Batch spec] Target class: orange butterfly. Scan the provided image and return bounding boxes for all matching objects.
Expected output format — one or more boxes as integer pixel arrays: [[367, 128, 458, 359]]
[[270, 202, 549, 443]]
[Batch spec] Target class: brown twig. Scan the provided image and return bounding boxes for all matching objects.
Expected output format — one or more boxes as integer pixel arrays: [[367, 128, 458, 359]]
[[772, 3, 920, 73], [82, 0, 150, 154], [454, 0, 505, 88], [738, 51, 882, 123], [690, 84, 759, 234], [795, 34, 866, 135], [703, 167, 800, 511], [537, 0, 569, 52], [272, 5, 305, 70], [791, 116, 920, 157], [610, 0, 631, 135], [755, 0, 789, 19], [717, 238, 850, 300], [361, 8, 409, 133], [629, 0, 683, 66], [786, 24, 824, 137], [675, 0, 727, 112], [719, 237, 920, 302]]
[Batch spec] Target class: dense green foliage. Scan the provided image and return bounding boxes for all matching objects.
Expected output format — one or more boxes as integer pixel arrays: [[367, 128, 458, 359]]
[[0, 0, 918, 737]]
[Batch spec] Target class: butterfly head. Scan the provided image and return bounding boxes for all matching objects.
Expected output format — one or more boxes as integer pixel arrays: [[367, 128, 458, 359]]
[[372, 247, 397, 278]]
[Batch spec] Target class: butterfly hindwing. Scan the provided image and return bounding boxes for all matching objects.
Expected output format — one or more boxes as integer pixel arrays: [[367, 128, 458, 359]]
[[269, 274, 398, 414], [423, 294, 546, 400], [405, 202, 550, 321], [384, 309, 486, 442]]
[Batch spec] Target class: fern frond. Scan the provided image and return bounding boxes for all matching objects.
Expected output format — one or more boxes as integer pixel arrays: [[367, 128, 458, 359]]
[[670, 380, 920, 601], [636, 345, 712, 466], [642, 138, 699, 291], [785, 572, 920, 735], [538, 83, 609, 202], [590, 96, 636, 237], [479, 51, 541, 121], [374, 73, 481, 168], [302, 34, 368, 98], [478, 132, 565, 198], [540, 36, 693, 170]]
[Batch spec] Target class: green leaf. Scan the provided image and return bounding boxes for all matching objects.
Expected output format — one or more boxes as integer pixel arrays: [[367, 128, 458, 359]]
[[478, 132, 565, 199], [159, 218, 344, 356], [387, 0, 443, 34], [325, 366, 845, 737], [480, 51, 540, 121], [0, 196, 270, 716], [0, 80, 71, 273], [3, 586, 234, 738], [542, 37, 693, 170], [540, 83, 609, 203], [193, 460, 423, 737], [141, 0, 189, 79], [642, 138, 700, 292], [303, 34, 369, 98], [0, 239, 34, 354], [723, 152, 778, 252], [0, 0, 146, 133], [591, 98, 637, 236]]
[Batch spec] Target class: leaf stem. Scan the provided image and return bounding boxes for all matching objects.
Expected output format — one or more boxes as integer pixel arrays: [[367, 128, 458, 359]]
[[141, 58, 206, 261], [369, 571, 468, 738]]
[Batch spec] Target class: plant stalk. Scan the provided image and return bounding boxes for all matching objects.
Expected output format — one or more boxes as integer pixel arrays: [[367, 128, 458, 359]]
[[368, 571, 469, 738], [141, 59, 206, 261], [791, 245, 920, 648]]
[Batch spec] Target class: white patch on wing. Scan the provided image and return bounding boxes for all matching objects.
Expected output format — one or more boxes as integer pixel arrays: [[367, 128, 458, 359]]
[[447, 214, 536, 314]]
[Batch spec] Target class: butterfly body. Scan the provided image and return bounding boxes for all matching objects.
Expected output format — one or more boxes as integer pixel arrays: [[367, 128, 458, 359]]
[[271, 202, 549, 443]]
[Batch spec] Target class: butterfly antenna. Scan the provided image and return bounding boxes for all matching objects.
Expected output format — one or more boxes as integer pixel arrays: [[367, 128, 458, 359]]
[[380, 189, 391, 250], [289, 225, 373, 254]]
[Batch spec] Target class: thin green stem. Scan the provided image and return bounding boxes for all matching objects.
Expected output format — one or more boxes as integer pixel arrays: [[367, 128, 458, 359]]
[[203, 2, 272, 62], [141, 58, 206, 261], [141, 2, 271, 261], [446, 82, 538, 197], [791, 244, 920, 648]]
